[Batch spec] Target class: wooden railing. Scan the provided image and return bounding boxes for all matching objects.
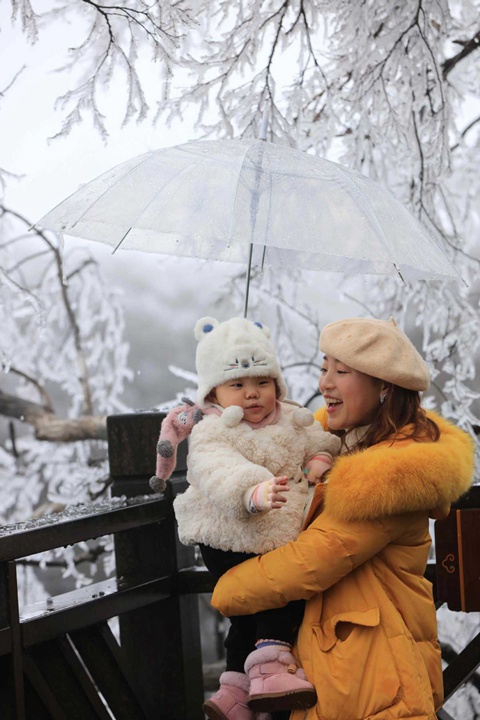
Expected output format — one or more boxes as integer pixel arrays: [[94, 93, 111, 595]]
[[0, 409, 477, 719], [434, 484, 480, 720], [0, 410, 215, 719], [0, 486, 215, 719]]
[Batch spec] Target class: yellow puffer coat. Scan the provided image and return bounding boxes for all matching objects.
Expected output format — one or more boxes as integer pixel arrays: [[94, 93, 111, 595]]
[[212, 410, 475, 720]]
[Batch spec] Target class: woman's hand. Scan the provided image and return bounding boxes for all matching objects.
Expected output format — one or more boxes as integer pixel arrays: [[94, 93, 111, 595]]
[[303, 453, 333, 485]]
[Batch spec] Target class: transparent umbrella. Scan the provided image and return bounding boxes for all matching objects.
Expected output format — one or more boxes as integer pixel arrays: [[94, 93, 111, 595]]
[[36, 131, 463, 315]]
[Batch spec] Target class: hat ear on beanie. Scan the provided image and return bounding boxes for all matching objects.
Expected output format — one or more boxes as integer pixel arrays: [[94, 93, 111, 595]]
[[194, 317, 219, 341], [194, 317, 272, 342], [252, 321, 271, 339]]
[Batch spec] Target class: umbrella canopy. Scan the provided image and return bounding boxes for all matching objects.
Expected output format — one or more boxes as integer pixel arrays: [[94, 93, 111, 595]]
[[37, 138, 463, 310]]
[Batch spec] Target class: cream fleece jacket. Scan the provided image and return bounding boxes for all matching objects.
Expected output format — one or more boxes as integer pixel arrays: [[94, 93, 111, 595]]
[[173, 402, 341, 554]]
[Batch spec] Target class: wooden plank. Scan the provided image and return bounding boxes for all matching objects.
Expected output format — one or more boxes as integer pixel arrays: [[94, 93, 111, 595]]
[[437, 709, 456, 720], [452, 485, 480, 509], [0, 496, 167, 561], [7, 562, 25, 719], [177, 567, 215, 595], [109, 411, 204, 720], [21, 576, 172, 647], [23, 651, 68, 719], [0, 654, 16, 718], [107, 411, 188, 479], [0, 563, 9, 628], [435, 508, 480, 611], [107, 412, 163, 477], [0, 627, 12, 656], [178, 594, 206, 720], [27, 638, 102, 720], [117, 598, 205, 720], [435, 511, 461, 610], [457, 509, 480, 611], [58, 635, 113, 719], [443, 629, 480, 702], [107, 413, 188, 496], [70, 623, 147, 719]]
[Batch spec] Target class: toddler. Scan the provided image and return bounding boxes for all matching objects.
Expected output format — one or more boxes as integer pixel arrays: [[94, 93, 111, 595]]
[[171, 317, 340, 719]]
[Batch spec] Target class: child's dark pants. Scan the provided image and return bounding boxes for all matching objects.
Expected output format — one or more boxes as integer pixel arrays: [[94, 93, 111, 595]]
[[199, 544, 305, 674]]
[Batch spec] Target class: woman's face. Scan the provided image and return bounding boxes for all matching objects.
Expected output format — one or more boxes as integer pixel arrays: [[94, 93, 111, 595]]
[[319, 355, 385, 430]]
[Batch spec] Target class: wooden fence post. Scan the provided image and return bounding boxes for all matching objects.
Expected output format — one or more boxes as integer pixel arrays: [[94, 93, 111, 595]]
[[0, 562, 17, 718], [107, 411, 205, 720]]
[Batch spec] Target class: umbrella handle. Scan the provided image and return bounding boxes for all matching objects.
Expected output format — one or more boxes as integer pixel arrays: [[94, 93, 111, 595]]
[[259, 105, 269, 141], [244, 244, 254, 318]]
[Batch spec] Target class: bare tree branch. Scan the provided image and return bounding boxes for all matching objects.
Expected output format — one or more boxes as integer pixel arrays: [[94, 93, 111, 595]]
[[0, 390, 107, 441], [442, 29, 480, 79], [6, 367, 53, 410]]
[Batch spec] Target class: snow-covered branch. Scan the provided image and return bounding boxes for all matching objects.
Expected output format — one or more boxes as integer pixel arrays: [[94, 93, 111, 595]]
[[10, 0, 197, 139], [442, 27, 480, 78], [0, 391, 107, 441]]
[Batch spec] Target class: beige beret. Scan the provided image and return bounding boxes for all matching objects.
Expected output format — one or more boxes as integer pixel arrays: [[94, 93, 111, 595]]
[[319, 317, 430, 391]]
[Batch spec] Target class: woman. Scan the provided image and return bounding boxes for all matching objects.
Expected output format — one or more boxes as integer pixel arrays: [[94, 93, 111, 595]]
[[211, 317, 475, 720]]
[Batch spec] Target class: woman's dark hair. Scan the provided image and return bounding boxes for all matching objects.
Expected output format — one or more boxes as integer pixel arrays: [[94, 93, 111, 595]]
[[357, 385, 440, 450], [332, 384, 440, 451]]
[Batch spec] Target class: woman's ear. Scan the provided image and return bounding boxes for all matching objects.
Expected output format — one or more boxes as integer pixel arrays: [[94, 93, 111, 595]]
[[379, 382, 391, 404]]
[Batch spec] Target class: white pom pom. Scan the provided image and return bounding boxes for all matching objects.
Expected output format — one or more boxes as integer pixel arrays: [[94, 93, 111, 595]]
[[292, 407, 314, 427], [221, 405, 244, 427]]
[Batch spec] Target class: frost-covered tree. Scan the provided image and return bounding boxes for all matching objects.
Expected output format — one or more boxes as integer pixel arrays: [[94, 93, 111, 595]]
[[0, 205, 132, 515], [9, 0, 196, 140], [159, 0, 480, 450], [1, 0, 197, 518]]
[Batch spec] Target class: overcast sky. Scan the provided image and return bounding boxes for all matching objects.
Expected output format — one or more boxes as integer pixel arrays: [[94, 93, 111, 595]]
[[0, 4, 360, 409]]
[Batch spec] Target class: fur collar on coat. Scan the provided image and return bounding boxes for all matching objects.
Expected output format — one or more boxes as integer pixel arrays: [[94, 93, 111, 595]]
[[315, 409, 475, 523]]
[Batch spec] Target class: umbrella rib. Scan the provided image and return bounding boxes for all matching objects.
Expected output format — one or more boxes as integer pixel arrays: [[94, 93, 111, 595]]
[[332, 163, 400, 268], [67, 152, 158, 231], [333, 163, 459, 280], [110, 156, 208, 252], [393, 262, 406, 284], [226, 142, 258, 246], [229, 142, 260, 318]]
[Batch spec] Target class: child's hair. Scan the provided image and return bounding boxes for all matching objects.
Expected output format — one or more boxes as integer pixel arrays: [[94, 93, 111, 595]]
[[333, 385, 440, 451]]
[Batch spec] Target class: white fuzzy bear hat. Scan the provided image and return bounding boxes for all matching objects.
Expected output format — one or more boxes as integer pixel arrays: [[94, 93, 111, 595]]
[[194, 316, 288, 409]]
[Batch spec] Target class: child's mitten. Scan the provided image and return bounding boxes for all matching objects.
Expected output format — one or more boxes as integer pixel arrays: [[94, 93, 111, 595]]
[[149, 397, 203, 493], [243, 476, 289, 513]]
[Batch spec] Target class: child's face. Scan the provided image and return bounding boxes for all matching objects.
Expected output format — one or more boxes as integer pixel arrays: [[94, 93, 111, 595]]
[[213, 376, 277, 423]]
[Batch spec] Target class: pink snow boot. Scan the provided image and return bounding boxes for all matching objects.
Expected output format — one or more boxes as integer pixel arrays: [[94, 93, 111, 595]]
[[202, 671, 253, 720], [245, 644, 317, 712]]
